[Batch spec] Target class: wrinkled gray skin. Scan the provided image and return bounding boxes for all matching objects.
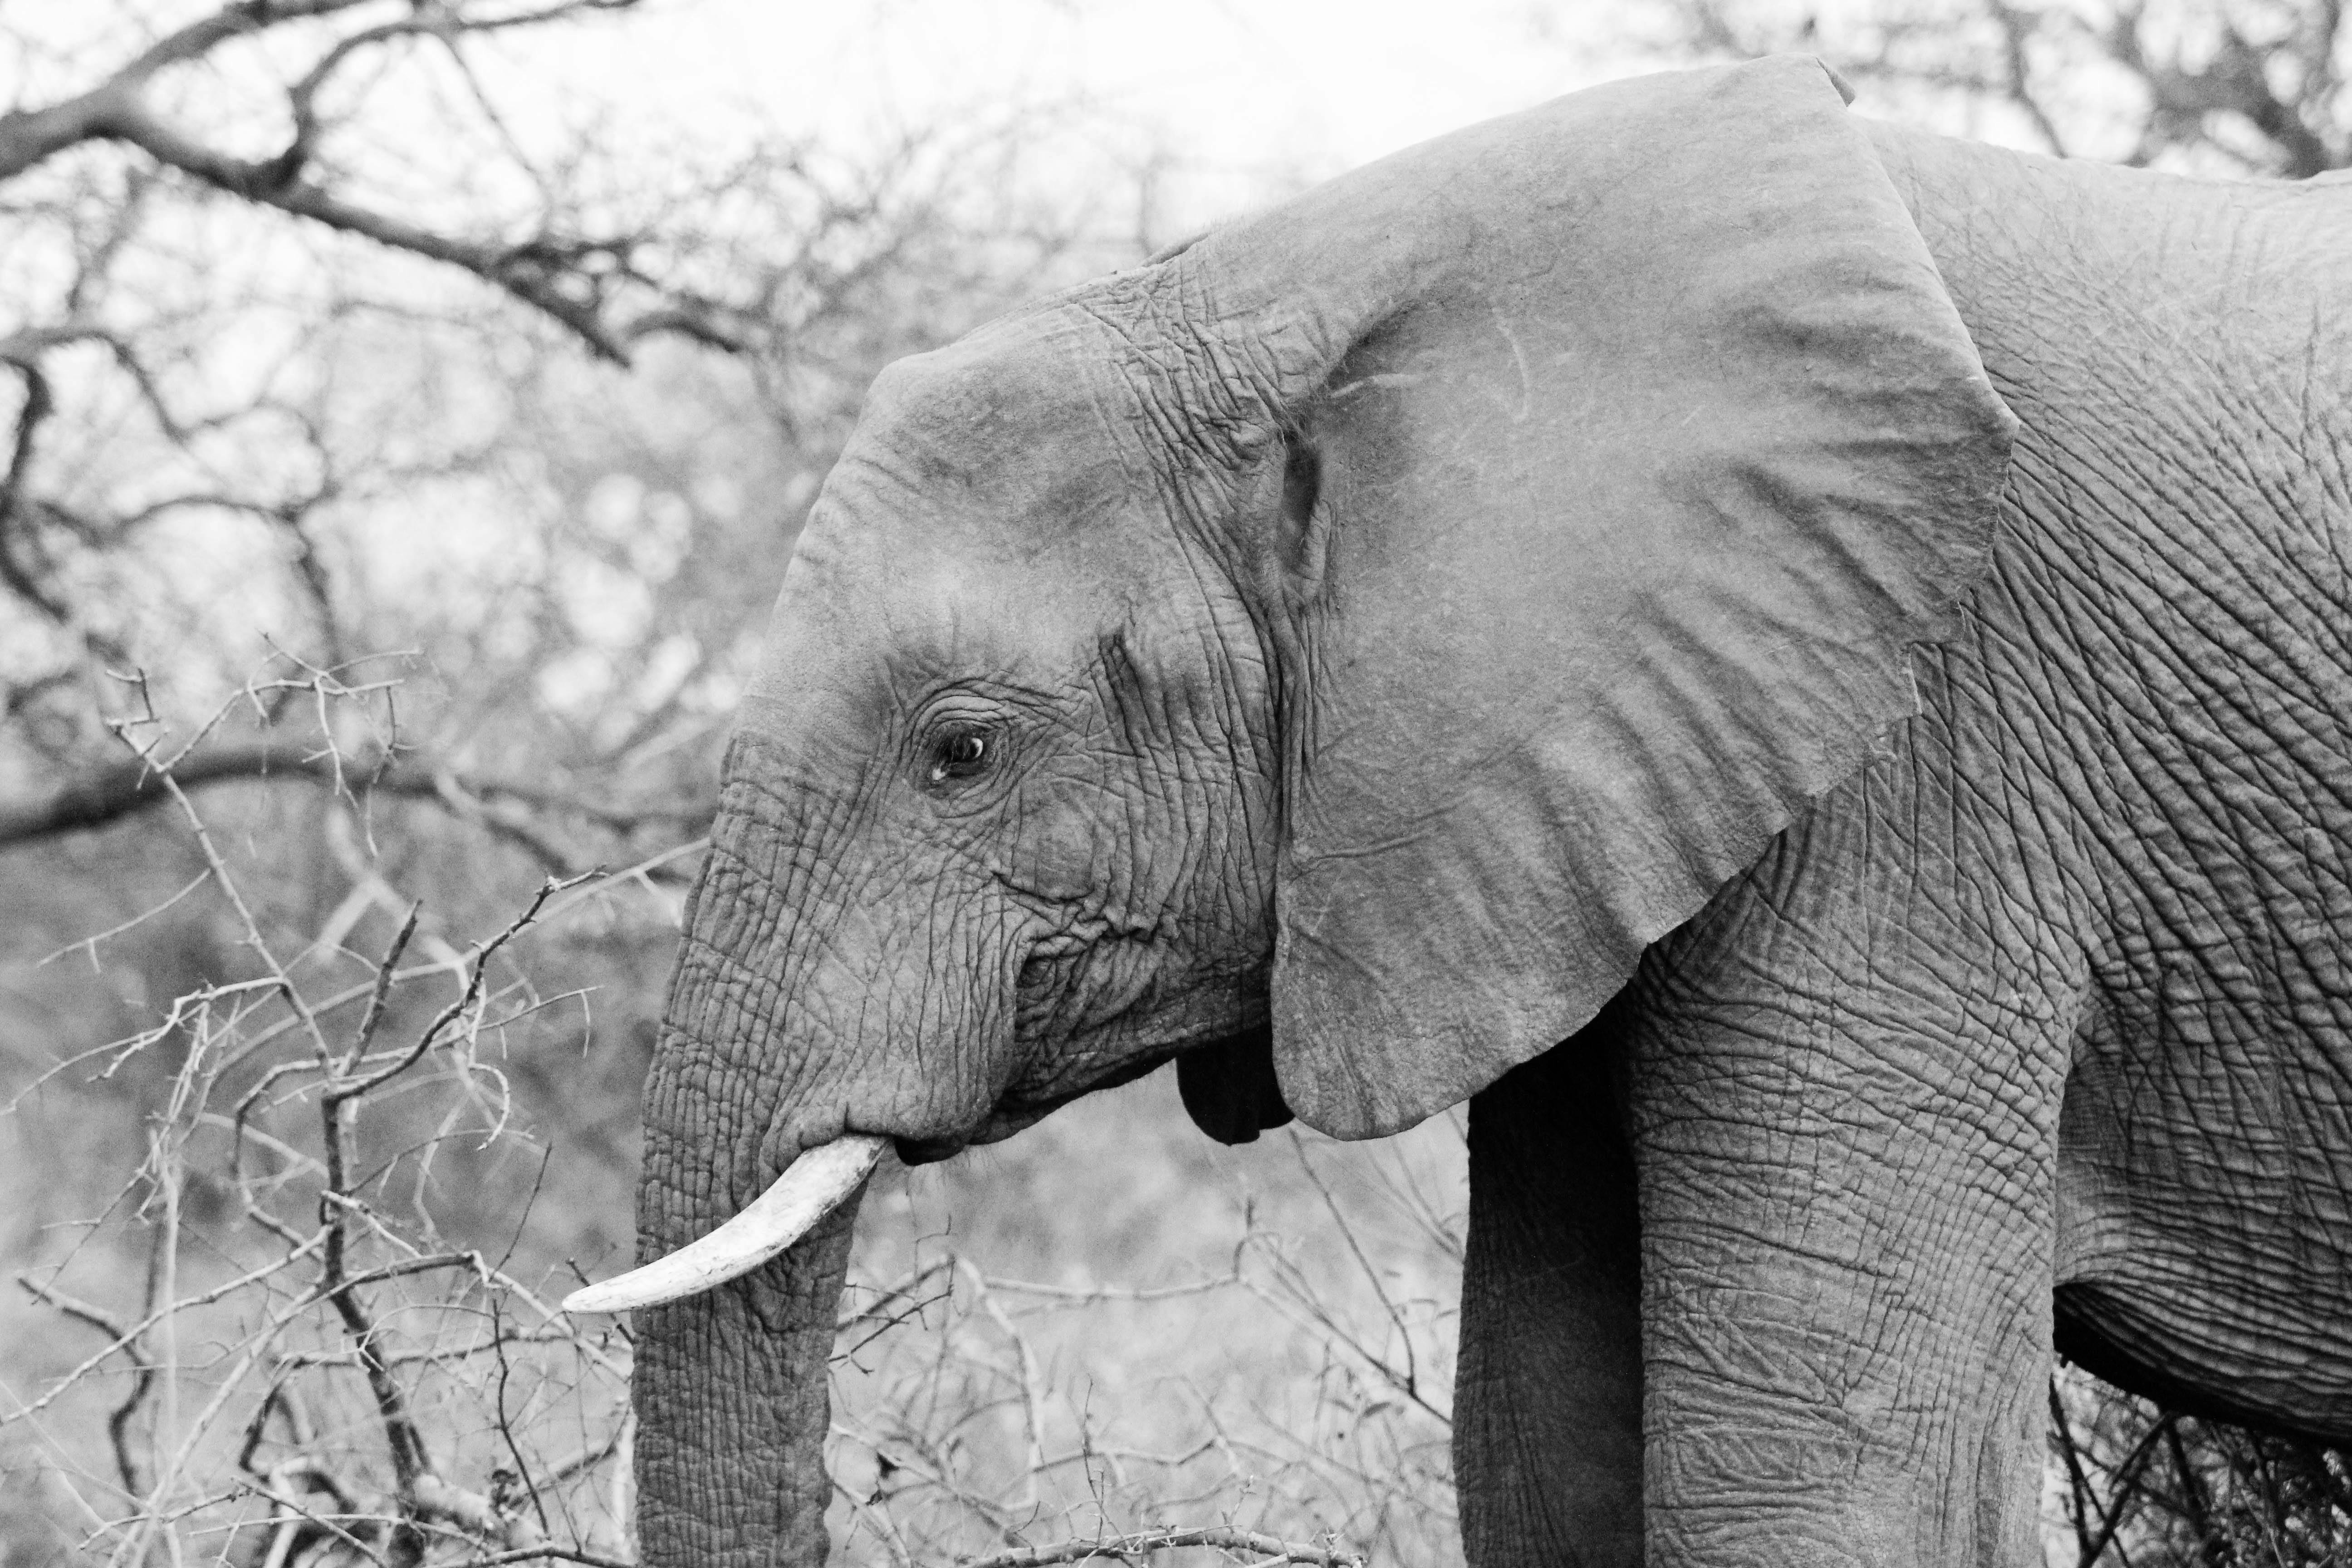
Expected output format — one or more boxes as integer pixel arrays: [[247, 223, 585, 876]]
[[627, 57, 2352, 1568]]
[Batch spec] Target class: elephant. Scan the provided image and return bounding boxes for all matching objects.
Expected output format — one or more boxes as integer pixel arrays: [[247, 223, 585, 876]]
[[563, 54, 2352, 1568]]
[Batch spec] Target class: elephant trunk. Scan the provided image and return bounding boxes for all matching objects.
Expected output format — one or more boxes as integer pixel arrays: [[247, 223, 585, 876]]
[[625, 848, 865, 1568], [631, 1186, 856, 1568]]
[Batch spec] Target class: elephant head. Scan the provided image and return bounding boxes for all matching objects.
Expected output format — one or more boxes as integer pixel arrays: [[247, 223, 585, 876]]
[[570, 56, 2014, 1568]]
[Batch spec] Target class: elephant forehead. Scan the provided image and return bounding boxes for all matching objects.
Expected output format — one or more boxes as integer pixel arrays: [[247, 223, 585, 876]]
[[738, 308, 1209, 733], [849, 315, 1155, 525], [741, 503, 1130, 742], [789, 528, 1111, 651]]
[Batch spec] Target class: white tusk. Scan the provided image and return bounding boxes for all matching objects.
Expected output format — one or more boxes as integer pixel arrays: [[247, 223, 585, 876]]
[[562, 1134, 887, 1314]]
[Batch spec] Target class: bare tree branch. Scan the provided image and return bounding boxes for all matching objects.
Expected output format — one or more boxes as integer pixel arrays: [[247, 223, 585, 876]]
[[959, 1527, 1367, 1568], [1651, 0, 2352, 178], [0, 0, 380, 182], [0, 739, 709, 848], [0, 356, 68, 619], [0, 0, 732, 362], [1986, 0, 2072, 157], [16, 1268, 157, 1499]]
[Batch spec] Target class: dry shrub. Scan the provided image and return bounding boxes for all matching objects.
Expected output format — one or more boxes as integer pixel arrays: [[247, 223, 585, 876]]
[[9, 671, 2350, 1568], [4, 665, 645, 1568], [2050, 1368, 2352, 1568], [824, 1117, 1462, 1567], [2, 669, 1460, 1568]]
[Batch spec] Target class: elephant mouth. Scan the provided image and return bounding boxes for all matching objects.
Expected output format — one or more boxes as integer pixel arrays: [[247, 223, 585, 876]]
[[894, 1046, 1181, 1165]]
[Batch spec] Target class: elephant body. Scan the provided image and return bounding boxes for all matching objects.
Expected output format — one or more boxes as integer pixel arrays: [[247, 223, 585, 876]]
[[599, 61, 2352, 1568], [1460, 125, 2352, 1564], [1881, 124, 2352, 1428]]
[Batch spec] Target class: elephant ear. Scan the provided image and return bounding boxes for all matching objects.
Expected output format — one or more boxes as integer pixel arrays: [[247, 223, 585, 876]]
[[1181, 58, 2016, 1139], [1175, 1029, 1294, 1146]]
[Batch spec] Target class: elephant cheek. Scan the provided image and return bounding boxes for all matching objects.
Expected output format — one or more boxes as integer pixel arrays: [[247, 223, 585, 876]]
[[1009, 781, 1118, 905]]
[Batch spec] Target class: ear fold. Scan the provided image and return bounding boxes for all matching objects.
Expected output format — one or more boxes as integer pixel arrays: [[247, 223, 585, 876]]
[[1176, 1028, 1294, 1146], [1183, 58, 2016, 1138]]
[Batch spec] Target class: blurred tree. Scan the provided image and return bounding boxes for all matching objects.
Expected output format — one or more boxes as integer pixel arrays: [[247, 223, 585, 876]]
[[0, 0, 1104, 1287], [1608, 0, 2352, 173], [0, 0, 1095, 858], [2, 0, 704, 808]]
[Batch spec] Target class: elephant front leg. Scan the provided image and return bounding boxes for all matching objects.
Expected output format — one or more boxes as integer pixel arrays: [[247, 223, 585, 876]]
[[1457, 1007, 1645, 1568], [1627, 821, 2087, 1567]]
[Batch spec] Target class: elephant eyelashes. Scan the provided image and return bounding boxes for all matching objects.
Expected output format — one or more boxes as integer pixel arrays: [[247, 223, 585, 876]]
[[926, 725, 995, 785]]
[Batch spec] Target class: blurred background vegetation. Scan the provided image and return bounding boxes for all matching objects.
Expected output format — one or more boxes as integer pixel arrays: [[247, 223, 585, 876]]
[[0, 3, 2347, 1566]]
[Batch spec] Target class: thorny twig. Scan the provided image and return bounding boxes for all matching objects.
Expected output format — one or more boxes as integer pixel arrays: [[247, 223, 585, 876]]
[[957, 1527, 1365, 1568], [1669, 0, 2352, 176], [9, 681, 640, 1568], [0, 0, 730, 361]]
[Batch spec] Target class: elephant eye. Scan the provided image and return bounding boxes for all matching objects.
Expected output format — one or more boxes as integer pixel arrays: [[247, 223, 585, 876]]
[[926, 725, 995, 785]]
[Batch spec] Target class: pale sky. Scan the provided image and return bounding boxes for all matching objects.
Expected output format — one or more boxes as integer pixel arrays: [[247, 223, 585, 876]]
[[519, 0, 1659, 228], [479, 0, 2078, 237], [9, 0, 2072, 243], [557, 0, 1636, 155]]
